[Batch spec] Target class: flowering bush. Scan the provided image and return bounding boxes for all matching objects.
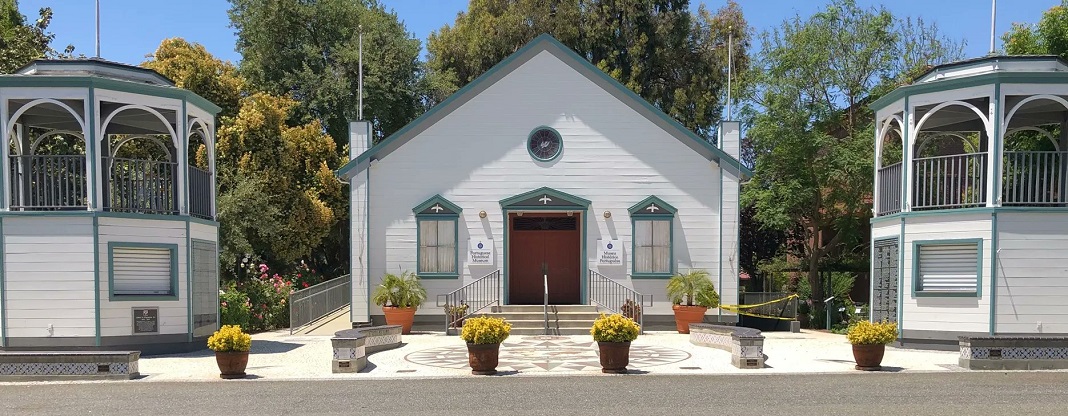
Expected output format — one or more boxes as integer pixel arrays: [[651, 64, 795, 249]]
[[460, 316, 511, 344], [221, 258, 340, 332], [846, 320, 898, 345], [591, 313, 640, 343], [208, 325, 252, 352], [220, 286, 251, 328]]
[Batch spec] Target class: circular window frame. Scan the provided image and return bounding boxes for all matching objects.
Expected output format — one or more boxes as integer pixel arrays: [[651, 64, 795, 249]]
[[527, 126, 563, 162]]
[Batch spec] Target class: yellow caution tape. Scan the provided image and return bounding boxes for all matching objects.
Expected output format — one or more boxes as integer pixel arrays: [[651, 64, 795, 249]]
[[719, 294, 800, 321]]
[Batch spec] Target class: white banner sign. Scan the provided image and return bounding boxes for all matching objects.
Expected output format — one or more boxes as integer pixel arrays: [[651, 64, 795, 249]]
[[597, 239, 623, 266], [468, 238, 493, 265]]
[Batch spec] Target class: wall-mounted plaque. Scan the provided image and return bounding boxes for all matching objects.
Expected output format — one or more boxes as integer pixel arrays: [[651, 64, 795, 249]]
[[133, 307, 159, 334]]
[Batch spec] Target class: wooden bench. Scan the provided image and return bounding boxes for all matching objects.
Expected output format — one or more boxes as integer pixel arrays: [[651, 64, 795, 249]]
[[0, 351, 140, 381], [331, 325, 403, 373], [959, 336, 1068, 370], [688, 323, 765, 369]]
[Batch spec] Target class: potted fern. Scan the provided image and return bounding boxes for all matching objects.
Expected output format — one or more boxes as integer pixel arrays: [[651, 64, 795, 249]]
[[371, 270, 427, 334], [666, 269, 719, 334]]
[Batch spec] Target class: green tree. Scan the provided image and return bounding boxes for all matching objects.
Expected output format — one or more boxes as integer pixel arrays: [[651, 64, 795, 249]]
[[142, 38, 245, 119], [426, 0, 749, 139], [742, 0, 962, 311], [228, 0, 423, 145], [0, 0, 73, 73], [1003, 1, 1068, 58]]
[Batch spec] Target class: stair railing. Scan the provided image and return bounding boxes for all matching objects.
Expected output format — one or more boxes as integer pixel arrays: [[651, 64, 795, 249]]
[[437, 269, 501, 335], [588, 270, 652, 334], [543, 273, 549, 335]]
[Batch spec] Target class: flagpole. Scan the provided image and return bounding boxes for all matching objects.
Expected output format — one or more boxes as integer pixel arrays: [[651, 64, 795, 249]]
[[727, 25, 732, 121], [95, 0, 100, 57], [358, 25, 363, 121], [990, 0, 997, 54]]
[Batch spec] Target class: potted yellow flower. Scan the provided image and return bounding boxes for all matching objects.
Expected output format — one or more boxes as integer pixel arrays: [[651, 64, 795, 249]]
[[591, 313, 640, 373], [207, 325, 252, 379], [846, 320, 898, 371], [460, 315, 511, 375]]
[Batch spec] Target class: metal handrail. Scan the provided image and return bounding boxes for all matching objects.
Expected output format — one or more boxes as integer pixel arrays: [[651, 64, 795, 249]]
[[589, 270, 651, 334], [289, 274, 352, 334], [543, 274, 549, 335], [437, 269, 501, 335]]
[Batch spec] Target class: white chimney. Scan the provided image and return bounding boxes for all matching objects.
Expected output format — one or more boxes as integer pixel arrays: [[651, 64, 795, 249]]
[[349, 121, 371, 160], [719, 121, 741, 160]]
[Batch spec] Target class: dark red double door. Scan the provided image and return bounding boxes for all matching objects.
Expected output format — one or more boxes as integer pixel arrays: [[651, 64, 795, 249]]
[[507, 213, 581, 305]]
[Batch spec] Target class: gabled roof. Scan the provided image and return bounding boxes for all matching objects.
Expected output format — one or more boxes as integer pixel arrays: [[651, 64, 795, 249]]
[[499, 187, 591, 209], [337, 34, 752, 180], [413, 194, 462, 216], [628, 195, 677, 216]]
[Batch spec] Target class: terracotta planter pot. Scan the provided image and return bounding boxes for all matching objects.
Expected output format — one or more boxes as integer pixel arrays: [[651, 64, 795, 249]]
[[448, 313, 465, 329], [671, 304, 708, 334], [597, 341, 632, 374], [467, 342, 501, 375], [382, 306, 418, 334], [215, 351, 249, 379], [852, 344, 886, 371]]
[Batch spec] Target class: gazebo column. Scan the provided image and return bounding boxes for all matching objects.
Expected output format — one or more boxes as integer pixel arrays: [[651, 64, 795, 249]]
[[903, 102, 914, 212], [1061, 117, 1068, 206], [16, 124, 29, 209], [986, 92, 999, 207]]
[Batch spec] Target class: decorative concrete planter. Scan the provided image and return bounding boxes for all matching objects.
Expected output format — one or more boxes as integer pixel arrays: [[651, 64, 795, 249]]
[[597, 341, 631, 374], [215, 351, 249, 379], [671, 305, 708, 334], [467, 343, 501, 375], [852, 344, 886, 371]]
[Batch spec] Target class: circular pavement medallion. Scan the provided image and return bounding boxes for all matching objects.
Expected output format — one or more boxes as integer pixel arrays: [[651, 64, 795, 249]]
[[405, 336, 690, 372]]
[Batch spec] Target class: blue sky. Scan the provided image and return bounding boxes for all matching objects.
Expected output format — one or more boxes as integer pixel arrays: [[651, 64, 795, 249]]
[[16, 0, 1062, 66]]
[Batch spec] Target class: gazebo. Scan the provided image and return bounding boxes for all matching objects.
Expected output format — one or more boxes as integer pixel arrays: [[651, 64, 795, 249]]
[[0, 59, 221, 354], [870, 55, 1068, 347]]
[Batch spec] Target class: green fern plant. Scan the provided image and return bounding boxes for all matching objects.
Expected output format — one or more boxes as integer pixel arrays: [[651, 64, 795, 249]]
[[666, 269, 719, 307], [371, 270, 427, 308]]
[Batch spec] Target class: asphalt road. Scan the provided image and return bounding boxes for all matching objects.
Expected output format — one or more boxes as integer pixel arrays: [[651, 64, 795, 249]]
[[2, 372, 1067, 415]]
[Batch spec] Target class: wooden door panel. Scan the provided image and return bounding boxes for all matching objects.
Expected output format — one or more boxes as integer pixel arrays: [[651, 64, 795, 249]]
[[507, 213, 583, 305]]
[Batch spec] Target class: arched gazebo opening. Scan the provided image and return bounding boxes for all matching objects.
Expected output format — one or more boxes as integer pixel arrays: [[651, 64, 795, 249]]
[[911, 99, 990, 210], [876, 116, 904, 215], [1002, 95, 1068, 206], [6, 99, 88, 210], [187, 119, 213, 219], [100, 105, 178, 214]]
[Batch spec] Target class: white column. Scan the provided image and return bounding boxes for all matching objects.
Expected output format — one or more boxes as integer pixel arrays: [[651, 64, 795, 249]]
[[986, 91, 999, 207], [177, 103, 188, 215], [209, 122, 217, 219], [904, 104, 914, 212], [90, 94, 101, 211], [0, 95, 8, 211]]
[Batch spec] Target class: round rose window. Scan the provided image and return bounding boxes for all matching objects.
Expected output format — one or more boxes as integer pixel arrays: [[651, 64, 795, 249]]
[[528, 127, 562, 161]]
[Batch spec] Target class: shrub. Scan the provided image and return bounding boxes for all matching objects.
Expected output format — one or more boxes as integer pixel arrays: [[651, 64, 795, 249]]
[[591, 313, 640, 343], [667, 270, 720, 307], [208, 325, 252, 352], [371, 271, 427, 308], [460, 316, 511, 344], [220, 286, 251, 328], [846, 320, 898, 345]]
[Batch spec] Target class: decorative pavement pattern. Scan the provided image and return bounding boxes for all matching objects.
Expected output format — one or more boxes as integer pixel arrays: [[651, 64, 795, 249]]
[[404, 335, 690, 372]]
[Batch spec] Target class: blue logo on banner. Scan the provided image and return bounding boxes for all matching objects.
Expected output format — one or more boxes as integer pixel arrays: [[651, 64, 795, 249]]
[[607, 243, 613, 249], [477, 242, 484, 249]]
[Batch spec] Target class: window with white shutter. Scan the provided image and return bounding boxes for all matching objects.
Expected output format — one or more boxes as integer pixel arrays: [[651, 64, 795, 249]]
[[109, 243, 177, 298], [915, 240, 981, 296]]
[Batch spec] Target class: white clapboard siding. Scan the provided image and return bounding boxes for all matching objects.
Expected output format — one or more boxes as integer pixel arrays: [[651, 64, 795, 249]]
[[111, 246, 173, 295], [917, 244, 979, 293], [996, 212, 1068, 334]]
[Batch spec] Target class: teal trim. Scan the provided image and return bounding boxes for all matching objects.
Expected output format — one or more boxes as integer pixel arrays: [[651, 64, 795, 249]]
[[871, 71, 1068, 111], [107, 242, 181, 301], [186, 220, 192, 342], [0, 217, 6, 346], [630, 210, 675, 279], [898, 218, 904, 336], [412, 194, 462, 215], [628, 195, 678, 215], [93, 216, 100, 346], [337, 34, 752, 180], [911, 238, 984, 298], [89, 86, 97, 211], [188, 216, 220, 227], [0, 76, 222, 115], [871, 206, 1068, 223], [0, 210, 220, 226], [500, 188, 589, 305], [990, 212, 999, 335], [526, 125, 563, 162], [365, 166, 372, 318], [717, 166, 723, 319], [499, 186, 591, 209]]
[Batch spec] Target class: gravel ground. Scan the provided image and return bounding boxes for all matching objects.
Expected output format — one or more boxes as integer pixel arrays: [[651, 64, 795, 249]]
[[132, 329, 964, 382]]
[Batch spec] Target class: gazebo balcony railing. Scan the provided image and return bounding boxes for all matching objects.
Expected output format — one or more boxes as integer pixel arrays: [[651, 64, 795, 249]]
[[876, 162, 902, 216], [103, 157, 178, 215], [188, 166, 212, 219], [1002, 151, 1068, 207], [8, 155, 88, 210], [912, 152, 988, 210]]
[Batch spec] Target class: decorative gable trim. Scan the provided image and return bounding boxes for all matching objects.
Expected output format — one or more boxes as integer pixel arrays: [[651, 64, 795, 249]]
[[629, 196, 677, 216], [499, 187, 591, 209], [413, 194, 462, 217]]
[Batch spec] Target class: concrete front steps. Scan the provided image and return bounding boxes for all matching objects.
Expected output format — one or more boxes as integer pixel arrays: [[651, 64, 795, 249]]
[[487, 305, 604, 335]]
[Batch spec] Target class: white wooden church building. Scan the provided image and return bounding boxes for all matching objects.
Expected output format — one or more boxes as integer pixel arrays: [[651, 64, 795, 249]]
[[338, 35, 750, 329]]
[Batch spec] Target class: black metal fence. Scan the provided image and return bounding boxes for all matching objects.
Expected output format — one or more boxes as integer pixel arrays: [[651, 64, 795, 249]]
[[589, 270, 651, 333], [104, 157, 178, 214], [437, 269, 501, 334], [8, 155, 88, 210], [188, 166, 212, 219]]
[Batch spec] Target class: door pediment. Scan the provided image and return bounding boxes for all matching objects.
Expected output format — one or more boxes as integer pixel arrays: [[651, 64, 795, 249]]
[[500, 187, 591, 210]]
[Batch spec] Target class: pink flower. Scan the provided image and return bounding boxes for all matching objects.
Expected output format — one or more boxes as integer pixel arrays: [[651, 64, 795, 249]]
[[221, 301, 227, 307], [259, 264, 268, 272], [297, 273, 302, 278], [302, 282, 309, 288]]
